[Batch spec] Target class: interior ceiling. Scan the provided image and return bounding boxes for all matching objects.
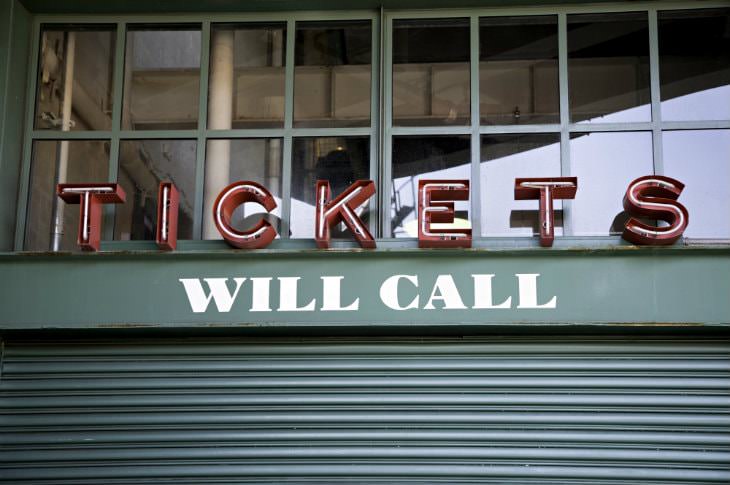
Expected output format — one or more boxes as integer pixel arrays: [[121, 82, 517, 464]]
[[19, 0, 623, 14]]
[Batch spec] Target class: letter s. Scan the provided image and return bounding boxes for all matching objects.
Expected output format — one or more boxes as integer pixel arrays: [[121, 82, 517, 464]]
[[622, 175, 688, 246]]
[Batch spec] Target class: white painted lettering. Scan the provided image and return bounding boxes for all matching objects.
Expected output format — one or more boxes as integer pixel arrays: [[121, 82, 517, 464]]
[[179, 277, 246, 313], [424, 274, 467, 310], [249, 277, 272, 312], [516, 273, 556, 309], [379, 274, 419, 310], [320, 276, 359, 311], [278, 277, 316, 311], [471, 274, 512, 309]]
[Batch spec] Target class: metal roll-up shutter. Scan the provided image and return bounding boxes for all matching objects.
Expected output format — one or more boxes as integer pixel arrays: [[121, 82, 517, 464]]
[[1, 336, 729, 484]]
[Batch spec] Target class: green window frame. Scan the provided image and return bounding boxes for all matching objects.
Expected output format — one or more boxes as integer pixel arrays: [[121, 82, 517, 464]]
[[14, 1, 730, 251]]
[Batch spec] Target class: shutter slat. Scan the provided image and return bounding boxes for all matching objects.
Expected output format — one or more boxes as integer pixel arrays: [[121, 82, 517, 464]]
[[2, 337, 728, 484]]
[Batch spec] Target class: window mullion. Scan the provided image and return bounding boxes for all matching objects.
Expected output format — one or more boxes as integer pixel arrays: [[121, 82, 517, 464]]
[[381, 14, 394, 238], [104, 21, 127, 241], [648, 8, 664, 175], [469, 14, 481, 239], [193, 20, 211, 239], [280, 18, 296, 240], [110, 22, 127, 144], [558, 12, 572, 237], [370, 12, 382, 238], [13, 20, 42, 250]]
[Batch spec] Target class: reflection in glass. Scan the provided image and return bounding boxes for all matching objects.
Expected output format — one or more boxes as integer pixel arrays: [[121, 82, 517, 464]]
[[480, 134, 561, 237], [570, 132, 653, 236], [35, 25, 116, 131], [208, 23, 286, 130], [25, 140, 110, 251], [659, 9, 730, 121], [480, 16, 559, 125], [123, 26, 201, 130], [294, 21, 371, 128], [568, 13, 650, 123], [391, 136, 471, 237], [393, 19, 470, 126], [291, 137, 370, 238], [203, 139, 283, 239], [663, 130, 730, 239], [115, 140, 197, 241]]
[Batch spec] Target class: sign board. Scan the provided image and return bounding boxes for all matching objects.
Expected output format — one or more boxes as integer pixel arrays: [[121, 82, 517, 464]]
[[0, 248, 728, 329], [56, 175, 689, 251]]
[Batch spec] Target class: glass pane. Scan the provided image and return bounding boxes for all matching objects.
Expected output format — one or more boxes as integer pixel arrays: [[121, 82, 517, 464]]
[[208, 23, 286, 130], [34, 25, 116, 131], [294, 21, 371, 128], [568, 12, 651, 123], [479, 16, 559, 125], [291, 137, 370, 238], [203, 139, 283, 239], [480, 134, 562, 237], [115, 140, 197, 241], [391, 136, 471, 237], [663, 130, 730, 239], [393, 18, 470, 126], [570, 132, 654, 236], [123, 26, 201, 130], [659, 9, 730, 121], [25, 140, 110, 251]]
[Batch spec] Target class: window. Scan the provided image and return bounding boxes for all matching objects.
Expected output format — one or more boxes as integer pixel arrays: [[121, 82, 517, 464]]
[[123, 25, 202, 130], [19, 5, 730, 250], [208, 23, 286, 130], [116, 139, 198, 240], [25, 140, 109, 251], [294, 20, 372, 128], [480, 134, 562, 237], [392, 18, 470, 126], [658, 8, 730, 121], [479, 15, 559, 125], [567, 12, 650, 124]]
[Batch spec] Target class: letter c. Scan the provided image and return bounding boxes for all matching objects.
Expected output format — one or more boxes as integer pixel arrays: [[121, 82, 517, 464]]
[[380, 275, 419, 310], [213, 181, 277, 249]]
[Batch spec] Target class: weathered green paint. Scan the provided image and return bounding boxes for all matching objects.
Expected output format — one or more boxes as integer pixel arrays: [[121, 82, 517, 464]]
[[18, 0, 629, 14], [0, 0, 31, 251], [0, 2, 8, 142], [0, 248, 727, 329], [2, 0, 728, 335], [2, 337, 729, 483]]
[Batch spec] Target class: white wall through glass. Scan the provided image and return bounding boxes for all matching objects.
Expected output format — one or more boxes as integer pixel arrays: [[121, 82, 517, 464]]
[[22, 6, 730, 250]]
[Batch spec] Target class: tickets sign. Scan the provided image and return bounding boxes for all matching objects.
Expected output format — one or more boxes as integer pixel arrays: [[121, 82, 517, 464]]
[[56, 175, 689, 251]]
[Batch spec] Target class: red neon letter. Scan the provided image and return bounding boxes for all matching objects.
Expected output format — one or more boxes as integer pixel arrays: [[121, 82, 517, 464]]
[[156, 182, 179, 251], [57, 183, 126, 251], [315, 180, 376, 249], [213, 181, 277, 249], [622, 175, 688, 246], [418, 179, 471, 248], [514, 177, 577, 247]]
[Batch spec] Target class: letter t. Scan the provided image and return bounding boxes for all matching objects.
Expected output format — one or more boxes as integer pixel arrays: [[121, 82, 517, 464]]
[[514, 177, 577, 247], [57, 183, 126, 251]]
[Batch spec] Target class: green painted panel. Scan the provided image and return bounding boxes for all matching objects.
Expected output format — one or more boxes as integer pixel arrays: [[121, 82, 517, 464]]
[[0, 0, 31, 251], [3, 337, 730, 483], [0, 2, 9, 142], [0, 248, 728, 329]]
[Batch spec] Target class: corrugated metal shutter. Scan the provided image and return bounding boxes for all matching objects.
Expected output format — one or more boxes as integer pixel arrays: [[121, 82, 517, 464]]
[[1, 336, 729, 484]]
